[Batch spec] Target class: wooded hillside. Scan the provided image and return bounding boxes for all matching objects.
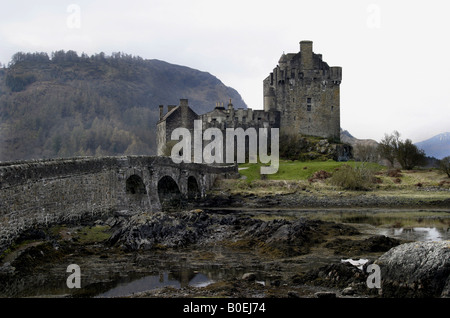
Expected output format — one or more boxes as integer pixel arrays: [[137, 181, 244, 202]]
[[0, 51, 246, 161]]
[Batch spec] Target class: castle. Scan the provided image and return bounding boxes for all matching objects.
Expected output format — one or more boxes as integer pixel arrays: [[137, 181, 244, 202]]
[[156, 40, 342, 156]]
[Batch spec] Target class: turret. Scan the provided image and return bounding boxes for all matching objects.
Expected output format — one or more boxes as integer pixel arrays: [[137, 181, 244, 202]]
[[264, 87, 276, 111], [330, 66, 342, 84]]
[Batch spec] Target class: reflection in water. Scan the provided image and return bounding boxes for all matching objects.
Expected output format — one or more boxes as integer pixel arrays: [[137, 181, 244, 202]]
[[97, 271, 213, 297], [379, 227, 446, 241]]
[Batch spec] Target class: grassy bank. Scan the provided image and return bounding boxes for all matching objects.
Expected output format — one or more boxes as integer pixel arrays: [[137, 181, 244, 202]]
[[216, 160, 450, 202], [238, 160, 384, 182]]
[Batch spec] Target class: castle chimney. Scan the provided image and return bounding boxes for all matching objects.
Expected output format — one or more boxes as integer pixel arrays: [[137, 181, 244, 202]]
[[180, 98, 188, 107], [159, 105, 164, 120], [179, 99, 189, 128], [227, 99, 233, 111], [300, 40, 313, 70]]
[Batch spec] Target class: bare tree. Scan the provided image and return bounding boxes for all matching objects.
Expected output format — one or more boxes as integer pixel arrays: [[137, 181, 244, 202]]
[[440, 156, 450, 177], [377, 131, 400, 167], [354, 143, 378, 162]]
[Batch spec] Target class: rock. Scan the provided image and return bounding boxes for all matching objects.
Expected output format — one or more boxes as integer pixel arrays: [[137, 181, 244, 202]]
[[287, 291, 300, 298], [375, 240, 450, 297], [0, 262, 15, 275], [314, 291, 336, 298], [326, 235, 401, 255], [242, 273, 257, 281], [341, 286, 356, 296]]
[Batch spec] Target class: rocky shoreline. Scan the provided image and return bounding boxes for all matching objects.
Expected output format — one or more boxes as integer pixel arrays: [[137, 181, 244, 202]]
[[200, 190, 450, 210], [104, 209, 449, 298], [1, 191, 449, 298]]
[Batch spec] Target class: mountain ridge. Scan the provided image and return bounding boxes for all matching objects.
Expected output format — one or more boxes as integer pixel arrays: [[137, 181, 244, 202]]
[[0, 51, 247, 161], [415, 132, 450, 159]]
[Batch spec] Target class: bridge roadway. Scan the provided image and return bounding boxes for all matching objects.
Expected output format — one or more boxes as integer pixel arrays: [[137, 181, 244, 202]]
[[0, 155, 238, 254]]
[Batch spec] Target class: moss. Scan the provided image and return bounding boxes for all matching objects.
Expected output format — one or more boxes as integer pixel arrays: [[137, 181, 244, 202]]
[[74, 225, 111, 244]]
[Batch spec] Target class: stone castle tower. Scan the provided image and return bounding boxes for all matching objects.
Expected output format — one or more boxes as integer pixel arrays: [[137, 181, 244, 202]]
[[263, 40, 342, 141]]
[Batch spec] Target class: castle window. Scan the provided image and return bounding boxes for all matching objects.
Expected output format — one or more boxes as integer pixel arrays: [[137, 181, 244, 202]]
[[331, 105, 334, 112], [307, 98, 312, 111]]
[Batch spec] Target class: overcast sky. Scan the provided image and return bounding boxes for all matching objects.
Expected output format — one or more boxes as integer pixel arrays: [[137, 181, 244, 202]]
[[1, 0, 449, 143]]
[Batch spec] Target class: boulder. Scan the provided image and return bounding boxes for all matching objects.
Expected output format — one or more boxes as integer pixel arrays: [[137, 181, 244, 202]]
[[375, 241, 450, 297], [241, 273, 257, 281]]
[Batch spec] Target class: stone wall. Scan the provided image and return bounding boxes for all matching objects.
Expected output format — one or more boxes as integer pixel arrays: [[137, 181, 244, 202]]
[[156, 99, 281, 162], [0, 156, 238, 254]]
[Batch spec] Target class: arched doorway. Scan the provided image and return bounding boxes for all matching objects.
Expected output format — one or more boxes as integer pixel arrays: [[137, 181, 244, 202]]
[[157, 175, 181, 211]]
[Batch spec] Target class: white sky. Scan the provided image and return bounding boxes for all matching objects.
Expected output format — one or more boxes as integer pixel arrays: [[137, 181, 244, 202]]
[[1, 0, 449, 143]]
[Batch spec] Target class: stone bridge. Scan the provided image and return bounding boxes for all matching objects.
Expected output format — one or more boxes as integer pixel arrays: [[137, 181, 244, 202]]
[[0, 156, 238, 254]]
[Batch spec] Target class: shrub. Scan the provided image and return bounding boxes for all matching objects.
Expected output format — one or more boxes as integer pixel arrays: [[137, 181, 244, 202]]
[[329, 163, 375, 190], [161, 140, 179, 157], [386, 169, 402, 178], [308, 170, 331, 183]]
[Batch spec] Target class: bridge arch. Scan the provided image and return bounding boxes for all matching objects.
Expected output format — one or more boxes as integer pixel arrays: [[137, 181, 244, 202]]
[[187, 175, 200, 200], [126, 175, 146, 195], [157, 175, 181, 211], [125, 174, 149, 212]]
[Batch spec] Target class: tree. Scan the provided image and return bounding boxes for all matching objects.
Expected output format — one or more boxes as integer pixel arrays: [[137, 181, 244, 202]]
[[396, 139, 426, 170], [440, 156, 450, 177], [377, 131, 400, 167], [378, 131, 426, 170], [354, 143, 378, 162]]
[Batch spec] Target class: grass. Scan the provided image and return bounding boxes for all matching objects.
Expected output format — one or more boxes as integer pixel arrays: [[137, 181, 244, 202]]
[[73, 225, 111, 244], [215, 159, 450, 203], [239, 160, 384, 182], [49, 224, 111, 244]]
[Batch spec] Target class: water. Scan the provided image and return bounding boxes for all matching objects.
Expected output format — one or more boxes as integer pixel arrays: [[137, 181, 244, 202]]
[[378, 227, 447, 242], [232, 207, 450, 242], [96, 271, 213, 297]]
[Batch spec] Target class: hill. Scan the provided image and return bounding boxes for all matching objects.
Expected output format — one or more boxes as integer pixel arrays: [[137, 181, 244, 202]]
[[415, 132, 450, 159], [340, 129, 378, 148], [0, 51, 247, 161]]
